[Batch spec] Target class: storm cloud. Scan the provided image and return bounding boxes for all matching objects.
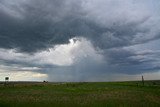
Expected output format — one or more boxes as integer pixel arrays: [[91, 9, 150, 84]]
[[0, 0, 160, 81]]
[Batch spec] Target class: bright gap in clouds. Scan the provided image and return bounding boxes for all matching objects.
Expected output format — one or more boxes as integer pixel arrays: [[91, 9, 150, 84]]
[[0, 70, 48, 81]]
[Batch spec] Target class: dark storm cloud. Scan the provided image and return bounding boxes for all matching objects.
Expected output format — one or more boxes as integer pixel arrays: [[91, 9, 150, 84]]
[[0, 0, 160, 81], [0, 0, 84, 52], [0, 0, 160, 53]]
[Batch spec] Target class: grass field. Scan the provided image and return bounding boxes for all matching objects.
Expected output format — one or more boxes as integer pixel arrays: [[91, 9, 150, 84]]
[[0, 80, 160, 107]]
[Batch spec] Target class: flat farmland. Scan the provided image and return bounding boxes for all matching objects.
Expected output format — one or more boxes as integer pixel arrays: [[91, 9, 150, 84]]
[[0, 81, 160, 107]]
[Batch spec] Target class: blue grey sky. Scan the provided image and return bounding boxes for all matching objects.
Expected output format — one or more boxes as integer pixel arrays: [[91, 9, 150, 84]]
[[0, 0, 160, 81]]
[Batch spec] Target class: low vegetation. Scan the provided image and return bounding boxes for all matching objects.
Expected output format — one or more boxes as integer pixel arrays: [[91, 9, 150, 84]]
[[0, 80, 160, 107]]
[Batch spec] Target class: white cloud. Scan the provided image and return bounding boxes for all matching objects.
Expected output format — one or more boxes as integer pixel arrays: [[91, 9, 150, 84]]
[[0, 37, 104, 81], [0, 37, 103, 67]]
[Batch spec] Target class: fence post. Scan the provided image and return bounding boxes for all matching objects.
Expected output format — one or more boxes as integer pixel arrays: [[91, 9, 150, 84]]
[[142, 75, 144, 86]]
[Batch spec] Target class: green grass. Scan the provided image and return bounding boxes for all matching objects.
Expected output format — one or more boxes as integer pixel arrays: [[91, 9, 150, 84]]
[[0, 80, 160, 107]]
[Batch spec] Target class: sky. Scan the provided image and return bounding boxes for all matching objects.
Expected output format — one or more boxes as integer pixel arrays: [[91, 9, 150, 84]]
[[0, 0, 160, 81]]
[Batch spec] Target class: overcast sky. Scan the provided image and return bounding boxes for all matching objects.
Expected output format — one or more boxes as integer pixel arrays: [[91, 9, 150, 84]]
[[0, 0, 160, 81]]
